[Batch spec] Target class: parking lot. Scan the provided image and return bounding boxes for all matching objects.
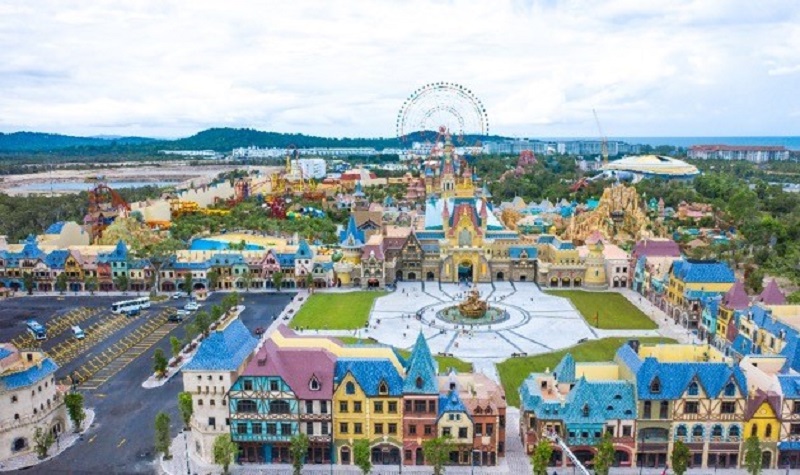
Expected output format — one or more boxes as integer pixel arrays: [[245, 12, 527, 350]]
[[0, 291, 293, 474]]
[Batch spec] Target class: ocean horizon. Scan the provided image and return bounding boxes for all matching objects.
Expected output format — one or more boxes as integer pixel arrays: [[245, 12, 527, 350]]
[[536, 136, 800, 151]]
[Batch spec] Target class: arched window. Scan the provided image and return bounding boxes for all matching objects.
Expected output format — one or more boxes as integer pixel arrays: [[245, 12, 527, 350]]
[[751, 425, 757, 437], [724, 382, 736, 397], [650, 377, 661, 394], [269, 400, 290, 414], [712, 425, 723, 438], [309, 377, 320, 391], [729, 425, 741, 439], [687, 381, 699, 396], [236, 399, 257, 413], [765, 424, 772, 438], [692, 425, 704, 439], [415, 377, 423, 389], [12, 438, 27, 452], [582, 404, 590, 417], [676, 426, 687, 438], [345, 382, 355, 395], [379, 381, 388, 395]]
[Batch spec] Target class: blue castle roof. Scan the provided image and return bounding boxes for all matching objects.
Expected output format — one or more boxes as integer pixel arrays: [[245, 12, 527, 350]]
[[438, 390, 469, 418], [671, 260, 735, 284], [339, 215, 365, 247], [44, 250, 70, 269], [403, 333, 438, 395], [44, 221, 66, 234], [276, 253, 296, 267], [334, 359, 403, 397], [553, 353, 576, 383], [296, 239, 313, 259], [0, 358, 58, 390], [634, 357, 747, 400], [184, 319, 257, 371]]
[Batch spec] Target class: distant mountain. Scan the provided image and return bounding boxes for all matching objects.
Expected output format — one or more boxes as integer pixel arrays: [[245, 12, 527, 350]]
[[0, 128, 510, 154], [0, 132, 157, 152]]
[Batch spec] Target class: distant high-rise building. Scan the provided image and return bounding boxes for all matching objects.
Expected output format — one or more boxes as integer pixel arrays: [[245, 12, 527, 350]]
[[688, 145, 790, 163]]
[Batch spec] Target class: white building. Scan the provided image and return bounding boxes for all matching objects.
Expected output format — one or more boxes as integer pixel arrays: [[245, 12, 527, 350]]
[[688, 145, 790, 163], [0, 344, 67, 462], [291, 159, 327, 180]]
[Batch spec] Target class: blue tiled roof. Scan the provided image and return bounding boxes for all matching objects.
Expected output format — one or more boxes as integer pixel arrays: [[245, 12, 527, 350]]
[[0, 358, 58, 390], [403, 333, 438, 395], [44, 221, 66, 234], [276, 253, 296, 267], [296, 239, 313, 259], [635, 357, 747, 400], [184, 320, 257, 371], [671, 260, 735, 284], [777, 374, 800, 399], [509, 246, 538, 259], [44, 250, 70, 269], [730, 334, 755, 357], [208, 254, 246, 266], [563, 379, 636, 424], [0, 347, 12, 360], [553, 354, 576, 383], [339, 215, 365, 247], [417, 231, 445, 240], [129, 258, 151, 269], [438, 390, 469, 418], [334, 359, 403, 397], [779, 441, 800, 450], [615, 345, 642, 374]]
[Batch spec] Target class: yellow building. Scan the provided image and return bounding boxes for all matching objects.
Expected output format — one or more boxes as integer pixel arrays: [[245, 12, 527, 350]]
[[743, 390, 781, 468], [666, 259, 735, 328], [333, 359, 404, 465]]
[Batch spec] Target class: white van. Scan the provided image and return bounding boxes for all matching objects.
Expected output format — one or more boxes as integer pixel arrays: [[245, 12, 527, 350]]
[[72, 325, 85, 340]]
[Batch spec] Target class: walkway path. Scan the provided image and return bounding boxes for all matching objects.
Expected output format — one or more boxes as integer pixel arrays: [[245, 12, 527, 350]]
[[615, 288, 701, 345], [472, 358, 501, 383]]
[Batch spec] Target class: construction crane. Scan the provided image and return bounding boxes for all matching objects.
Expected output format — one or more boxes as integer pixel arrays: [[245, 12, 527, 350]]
[[542, 430, 591, 475], [593, 108, 608, 167]]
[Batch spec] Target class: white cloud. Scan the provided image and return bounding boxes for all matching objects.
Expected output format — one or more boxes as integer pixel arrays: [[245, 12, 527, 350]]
[[0, 0, 798, 137]]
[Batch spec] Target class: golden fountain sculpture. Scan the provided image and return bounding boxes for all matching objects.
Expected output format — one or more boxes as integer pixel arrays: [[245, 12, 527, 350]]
[[458, 286, 488, 318]]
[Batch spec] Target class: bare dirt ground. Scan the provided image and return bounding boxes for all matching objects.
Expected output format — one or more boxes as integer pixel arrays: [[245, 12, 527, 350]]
[[0, 161, 278, 195]]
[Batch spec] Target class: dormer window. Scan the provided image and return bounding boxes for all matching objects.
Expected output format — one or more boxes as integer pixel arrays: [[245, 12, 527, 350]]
[[379, 381, 388, 395], [724, 382, 736, 397], [345, 382, 355, 395], [650, 377, 661, 394], [310, 377, 320, 391], [415, 377, 423, 389], [688, 381, 699, 396], [582, 404, 590, 417]]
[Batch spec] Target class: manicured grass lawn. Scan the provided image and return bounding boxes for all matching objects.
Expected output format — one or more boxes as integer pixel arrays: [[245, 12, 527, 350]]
[[498, 337, 676, 407], [291, 291, 386, 330], [549, 290, 658, 330], [336, 337, 473, 373]]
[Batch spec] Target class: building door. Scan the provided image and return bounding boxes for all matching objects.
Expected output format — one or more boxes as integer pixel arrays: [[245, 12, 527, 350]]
[[415, 447, 424, 465], [458, 262, 473, 283]]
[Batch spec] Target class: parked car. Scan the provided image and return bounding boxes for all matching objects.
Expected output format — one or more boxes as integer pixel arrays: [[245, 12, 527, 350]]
[[254, 327, 266, 336], [171, 292, 183, 300], [184, 301, 200, 311], [167, 312, 184, 323], [177, 309, 190, 318], [71, 325, 85, 340]]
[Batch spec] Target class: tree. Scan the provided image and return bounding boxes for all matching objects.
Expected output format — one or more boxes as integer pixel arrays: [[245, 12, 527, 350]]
[[178, 392, 193, 430], [744, 435, 763, 475], [183, 272, 193, 297], [289, 433, 309, 475], [114, 274, 129, 292], [242, 271, 252, 292], [206, 269, 220, 291], [746, 268, 765, 294], [213, 433, 237, 475], [184, 321, 199, 344], [272, 271, 284, 291], [64, 392, 86, 433], [55, 272, 68, 294], [33, 426, 55, 459], [153, 348, 168, 377], [671, 440, 690, 475], [84, 276, 97, 295], [222, 292, 240, 313], [154, 412, 171, 460], [531, 440, 553, 475], [169, 336, 182, 359], [304, 272, 314, 290], [593, 432, 615, 475], [353, 439, 372, 475], [422, 435, 454, 475], [194, 311, 211, 336], [22, 272, 35, 295], [211, 304, 224, 322]]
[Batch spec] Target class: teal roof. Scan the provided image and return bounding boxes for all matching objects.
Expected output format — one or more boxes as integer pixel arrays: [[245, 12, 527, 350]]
[[438, 390, 469, 418], [633, 355, 747, 400], [671, 259, 735, 284], [334, 359, 403, 397], [183, 320, 257, 371], [0, 357, 58, 390], [403, 333, 438, 395], [296, 239, 313, 259], [553, 354, 576, 383], [339, 215, 365, 247]]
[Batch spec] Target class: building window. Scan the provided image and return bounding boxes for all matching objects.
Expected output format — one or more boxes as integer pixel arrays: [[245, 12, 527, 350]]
[[475, 423, 483, 436], [375, 423, 384, 435], [676, 426, 687, 438], [345, 382, 355, 395], [280, 423, 291, 435], [320, 400, 327, 414], [724, 382, 736, 397], [458, 427, 468, 438], [428, 400, 436, 413], [414, 400, 426, 413], [729, 425, 741, 439], [379, 381, 388, 395], [198, 399, 204, 406], [270, 380, 279, 391], [310, 377, 320, 391], [388, 401, 398, 413], [270, 400, 290, 414], [409, 425, 417, 436], [374, 401, 383, 413], [307, 422, 314, 435], [687, 381, 699, 396], [684, 401, 699, 414], [353, 401, 362, 413], [321, 422, 329, 435], [388, 423, 397, 435], [252, 423, 263, 435], [237, 423, 248, 434], [650, 378, 661, 394], [443, 427, 451, 437], [339, 401, 348, 413], [354, 423, 363, 434], [266, 424, 277, 435], [692, 425, 703, 439], [622, 425, 632, 437], [416, 377, 424, 389], [424, 425, 432, 435], [766, 424, 773, 438], [711, 425, 723, 438], [210, 399, 215, 406], [582, 404, 590, 417], [659, 401, 669, 419], [306, 401, 314, 414], [721, 402, 736, 414], [243, 380, 253, 391], [643, 401, 652, 419], [237, 400, 257, 413]]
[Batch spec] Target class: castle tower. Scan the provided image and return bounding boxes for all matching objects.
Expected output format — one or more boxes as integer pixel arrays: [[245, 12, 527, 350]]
[[583, 239, 609, 290], [441, 199, 450, 234], [440, 133, 456, 198]]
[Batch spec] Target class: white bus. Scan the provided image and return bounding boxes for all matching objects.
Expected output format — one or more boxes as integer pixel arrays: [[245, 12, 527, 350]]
[[111, 296, 151, 314], [27, 320, 47, 340]]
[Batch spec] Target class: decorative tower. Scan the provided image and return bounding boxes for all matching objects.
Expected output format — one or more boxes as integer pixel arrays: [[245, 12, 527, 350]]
[[440, 133, 456, 198], [583, 239, 609, 290], [441, 199, 450, 235]]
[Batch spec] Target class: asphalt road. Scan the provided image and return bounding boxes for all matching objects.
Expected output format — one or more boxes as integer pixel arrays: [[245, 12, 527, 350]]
[[1, 292, 294, 474]]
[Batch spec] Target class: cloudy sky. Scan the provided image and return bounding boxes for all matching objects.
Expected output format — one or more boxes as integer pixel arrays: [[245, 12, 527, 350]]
[[1, 0, 799, 138]]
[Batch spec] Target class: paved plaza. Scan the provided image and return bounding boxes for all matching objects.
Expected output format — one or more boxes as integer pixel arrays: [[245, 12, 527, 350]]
[[320, 282, 659, 364]]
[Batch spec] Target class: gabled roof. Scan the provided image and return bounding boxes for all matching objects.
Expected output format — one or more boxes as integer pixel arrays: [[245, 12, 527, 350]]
[[276, 253, 296, 267], [632, 239, 681, 258], [339, 215, 365, 247], [553, 354, 576, 384], [334, 358, 403, 397], [183, 319, 257, 371], [296, 239, 313, 259], [403, 333, 438, 395], [44, 250, 69, 269], [759, 279, 786, 305], [208, 253, 246, 266], [777, 374, 800, 399], [243, 339, 336, 400], [438, 390, 469, 418], [671, 259, 735, 284], [44, 221, 66, 234], [722, 281, 750, 310], [744, 389, 782, 420], [0, 357, 58, 390], [635, 356, 747, 400], [562, 378, 637, 424]]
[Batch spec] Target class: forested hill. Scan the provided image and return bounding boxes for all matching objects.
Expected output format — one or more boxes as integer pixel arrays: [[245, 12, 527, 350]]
[[0, 132, 156, 152], [0, 128, 508, 154]]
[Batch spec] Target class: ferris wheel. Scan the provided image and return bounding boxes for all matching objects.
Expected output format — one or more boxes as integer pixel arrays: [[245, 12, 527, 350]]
[[396, 82, 489, 144]]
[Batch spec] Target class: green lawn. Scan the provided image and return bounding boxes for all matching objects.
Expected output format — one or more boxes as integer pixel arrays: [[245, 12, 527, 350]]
[[498, 337, 676, 407], [336, 337, 473, 373], [291, 291, 386, 330], [549, 290, 658, 330]]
